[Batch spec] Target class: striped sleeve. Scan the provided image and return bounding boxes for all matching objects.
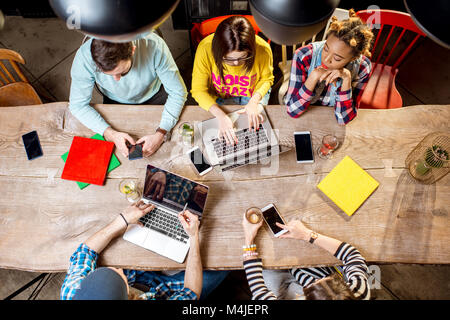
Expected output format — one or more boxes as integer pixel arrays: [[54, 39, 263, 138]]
[[289, 266, 333, 287], [284, 45, 315, 118], [334, 56, 372, 125], [243, 259, 277, 300], [334, 242, 371, 300]]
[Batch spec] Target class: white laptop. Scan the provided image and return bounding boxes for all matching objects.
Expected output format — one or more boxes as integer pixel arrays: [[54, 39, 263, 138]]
[[198, 106, 283, 171], [123, 164, 209, 263]]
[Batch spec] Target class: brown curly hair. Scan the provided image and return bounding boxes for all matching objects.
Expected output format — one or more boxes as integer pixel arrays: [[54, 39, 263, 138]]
[[326, 9, 374, 58]]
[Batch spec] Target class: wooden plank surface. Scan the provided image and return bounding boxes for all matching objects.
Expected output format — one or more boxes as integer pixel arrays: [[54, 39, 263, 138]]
[[0, 103, 449, 271]]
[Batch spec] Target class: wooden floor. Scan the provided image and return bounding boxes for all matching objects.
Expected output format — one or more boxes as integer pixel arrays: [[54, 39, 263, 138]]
[[0, 15, 449, 300]]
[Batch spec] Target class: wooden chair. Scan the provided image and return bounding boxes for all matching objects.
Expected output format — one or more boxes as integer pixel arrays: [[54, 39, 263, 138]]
[[0, 49, 43, 106], [277, 8, 349, 104], [356, 9, 426, 109]]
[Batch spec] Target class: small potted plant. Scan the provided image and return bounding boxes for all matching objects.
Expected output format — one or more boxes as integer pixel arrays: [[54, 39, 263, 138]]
[[415, 145, 449, 176]]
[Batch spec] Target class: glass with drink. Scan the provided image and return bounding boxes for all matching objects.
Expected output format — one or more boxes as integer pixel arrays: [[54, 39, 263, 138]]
[[119, 179, 141, 203], [317, 135, 339, 159], [178, 122, 194, 146], [245, 207, 262, 224]]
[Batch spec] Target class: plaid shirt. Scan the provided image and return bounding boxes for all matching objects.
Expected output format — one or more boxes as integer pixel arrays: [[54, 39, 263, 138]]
[[284, 44, 372, 125], [60, 244, 197, 300]]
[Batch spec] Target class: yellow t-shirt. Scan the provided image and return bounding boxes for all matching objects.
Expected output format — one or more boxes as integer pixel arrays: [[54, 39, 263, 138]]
[[191, 34, 274, 111]]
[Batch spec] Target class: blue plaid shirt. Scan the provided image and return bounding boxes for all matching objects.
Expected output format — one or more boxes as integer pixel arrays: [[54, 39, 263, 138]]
[[60, 243, 197, 300]]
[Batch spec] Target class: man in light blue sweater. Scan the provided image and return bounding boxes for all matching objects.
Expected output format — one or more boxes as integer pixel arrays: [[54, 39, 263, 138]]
[[69, 32, 187, 157]]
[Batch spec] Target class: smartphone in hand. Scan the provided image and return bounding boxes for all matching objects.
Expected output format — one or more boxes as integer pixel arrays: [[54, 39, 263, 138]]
[[261, 203, 288, 237]]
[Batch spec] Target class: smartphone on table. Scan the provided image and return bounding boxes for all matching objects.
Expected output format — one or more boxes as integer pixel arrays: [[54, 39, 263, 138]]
[[187, 146, 213, 176], [261, 203, 288, 237], [294, 131, 314, 163], [22, 130, 43, 160]]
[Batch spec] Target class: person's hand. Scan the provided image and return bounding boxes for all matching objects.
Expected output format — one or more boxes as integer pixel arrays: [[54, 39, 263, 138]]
[[136, 132, 165, 157], [242, 212, 263, 245], [237, 100, 264, 132], [146, 171, 166, 201], [217, 113, 237, 145], [276, 219, 311, 241], [120, 201, 155, 226], [104, 127, 135, 158], [319, 68, 352, 86], [178, 210, 200, 238], [310, 66, 331, 83]]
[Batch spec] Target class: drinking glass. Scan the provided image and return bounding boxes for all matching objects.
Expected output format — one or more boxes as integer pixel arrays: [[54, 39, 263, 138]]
[[119, 179, 141, 203], [317, 135, 339, 159], [178, 122, 194, 146], [245, 207, 263, 224]]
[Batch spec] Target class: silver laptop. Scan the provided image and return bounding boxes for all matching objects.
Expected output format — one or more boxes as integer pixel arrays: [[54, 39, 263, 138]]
[[198, 106, 282, 171], [123, 164, 209, 263]]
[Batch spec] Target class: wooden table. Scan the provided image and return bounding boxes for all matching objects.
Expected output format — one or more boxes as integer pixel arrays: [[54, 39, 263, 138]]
[[0, 103, 449, 272]]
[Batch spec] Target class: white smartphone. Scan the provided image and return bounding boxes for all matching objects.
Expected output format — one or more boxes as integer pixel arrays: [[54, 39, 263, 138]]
[[261, 203, 288, 237], [187, 146, 213, 176], [294, 131, 314, 163]]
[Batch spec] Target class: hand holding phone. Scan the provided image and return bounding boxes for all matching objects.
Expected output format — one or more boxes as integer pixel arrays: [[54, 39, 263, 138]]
[[127, 141, 144, 160], [275, 220, 312, 241], [187, 146, 213, 176], [261, 203, 288, 237]]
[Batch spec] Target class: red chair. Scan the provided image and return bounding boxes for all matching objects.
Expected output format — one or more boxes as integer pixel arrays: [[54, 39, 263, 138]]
[[190, 15, 270, 51], [356, 9, 426, 109]]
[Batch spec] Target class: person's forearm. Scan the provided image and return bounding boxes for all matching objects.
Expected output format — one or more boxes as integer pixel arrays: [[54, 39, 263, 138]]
[[341, 77, 351, 92], [84, 217, 127, 254], [304, 74, 320, 93], [209, 104, 225, 118], [309, 232, 342, 256], [183, 235, 202, 298], [249, 92, 262, 104], [103, 126, 116, 141]]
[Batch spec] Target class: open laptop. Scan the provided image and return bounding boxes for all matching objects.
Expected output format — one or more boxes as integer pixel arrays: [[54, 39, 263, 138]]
[[198, 106, 284, 171], [123, 164, 209, 263]]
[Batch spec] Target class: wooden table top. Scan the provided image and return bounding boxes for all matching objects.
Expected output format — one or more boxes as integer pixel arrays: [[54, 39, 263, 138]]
[[0, 103, 449, 272]]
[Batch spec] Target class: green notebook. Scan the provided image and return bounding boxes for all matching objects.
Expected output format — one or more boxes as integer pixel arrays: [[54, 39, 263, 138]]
[[61, 134, 121, 189]]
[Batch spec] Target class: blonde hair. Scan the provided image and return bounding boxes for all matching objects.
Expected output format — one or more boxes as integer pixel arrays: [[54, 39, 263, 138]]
[[327, 9, 374, 58]]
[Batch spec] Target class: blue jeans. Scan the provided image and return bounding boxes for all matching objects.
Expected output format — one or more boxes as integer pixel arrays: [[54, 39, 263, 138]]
[[216, 88, 271, 106], [128, 270, 230, 300]]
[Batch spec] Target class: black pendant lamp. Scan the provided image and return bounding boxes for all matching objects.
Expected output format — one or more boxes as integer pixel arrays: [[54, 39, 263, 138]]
[[249, 0, 340, 45], [49, 0, 180, 42], [404, 0, 450, 49]]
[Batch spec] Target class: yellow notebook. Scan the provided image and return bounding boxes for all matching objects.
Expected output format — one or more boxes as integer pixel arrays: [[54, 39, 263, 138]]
[[317, 156, 379, 216]]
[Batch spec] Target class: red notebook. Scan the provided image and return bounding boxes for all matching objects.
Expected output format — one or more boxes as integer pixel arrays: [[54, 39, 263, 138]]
[[61, 136, 115, 186]]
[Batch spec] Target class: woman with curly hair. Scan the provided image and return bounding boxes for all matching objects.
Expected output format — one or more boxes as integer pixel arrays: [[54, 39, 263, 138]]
[[285, 9, 374, 125]]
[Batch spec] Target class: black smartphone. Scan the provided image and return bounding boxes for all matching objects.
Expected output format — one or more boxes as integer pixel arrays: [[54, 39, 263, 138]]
[[261, 203, 288, 237], [22, 130, 43, 160], [128, 143, 143, 160], [187, 146, 213, 176], [294, 131, 314, 163]]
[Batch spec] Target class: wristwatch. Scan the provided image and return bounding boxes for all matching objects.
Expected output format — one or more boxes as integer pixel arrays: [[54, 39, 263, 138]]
[[309, 231, 318, 244], [156, 127, 171, 142]]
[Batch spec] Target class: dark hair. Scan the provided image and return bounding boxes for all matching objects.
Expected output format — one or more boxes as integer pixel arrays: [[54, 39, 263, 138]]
[[211, 16, 256, 82], [90, 39, 133, 72], [326, 9, 374, 58], [303, 273, 357, 300]]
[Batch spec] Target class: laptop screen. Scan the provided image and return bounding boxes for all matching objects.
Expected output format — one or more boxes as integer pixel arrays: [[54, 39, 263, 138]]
[[143, 165, 209, 217]]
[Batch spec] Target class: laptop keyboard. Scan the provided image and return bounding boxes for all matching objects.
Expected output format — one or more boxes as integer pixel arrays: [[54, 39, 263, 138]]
[[211, 124, 269, 158], [139, 207, 189, 244]]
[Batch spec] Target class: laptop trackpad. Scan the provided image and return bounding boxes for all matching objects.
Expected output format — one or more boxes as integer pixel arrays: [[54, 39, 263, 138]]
[[144, 230, 169, 251]]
